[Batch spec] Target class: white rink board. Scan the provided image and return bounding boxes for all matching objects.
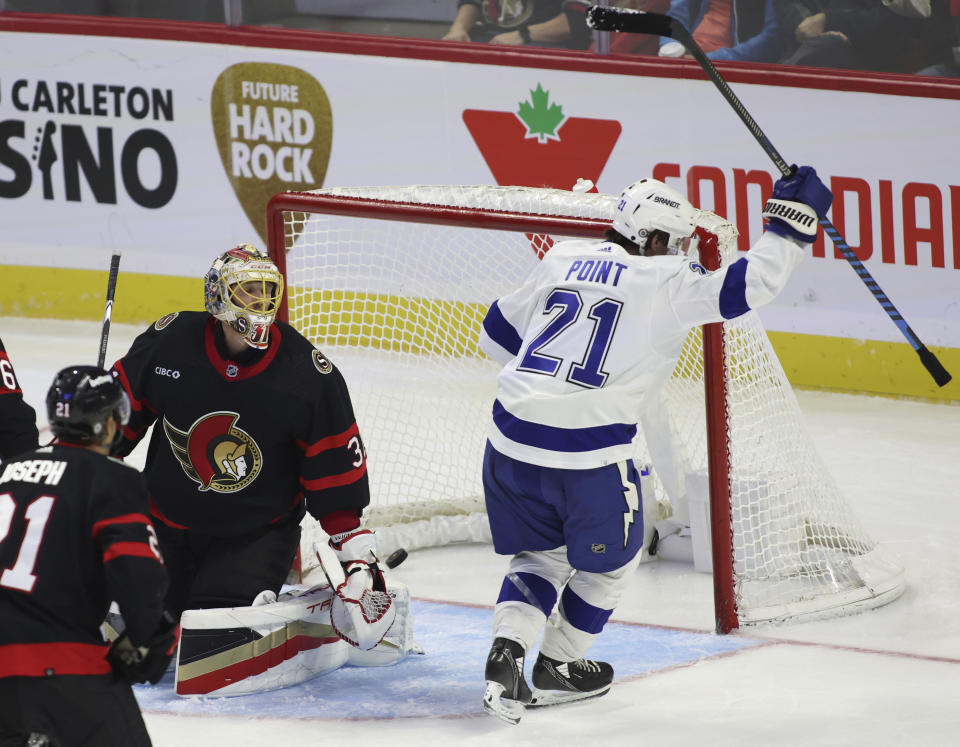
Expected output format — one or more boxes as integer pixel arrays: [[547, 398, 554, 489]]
[[0, 29, 957, 347]]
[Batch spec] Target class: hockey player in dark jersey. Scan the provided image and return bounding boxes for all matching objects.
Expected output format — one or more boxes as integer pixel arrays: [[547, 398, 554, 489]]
[[110, 244, 386, 620], [0, 335, 39, 461], [0, 365, 174, 747]]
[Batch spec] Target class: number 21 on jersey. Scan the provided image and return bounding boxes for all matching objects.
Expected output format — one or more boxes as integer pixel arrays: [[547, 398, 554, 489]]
[[517, 288, 623, 389], [0, 493, 55, 593]]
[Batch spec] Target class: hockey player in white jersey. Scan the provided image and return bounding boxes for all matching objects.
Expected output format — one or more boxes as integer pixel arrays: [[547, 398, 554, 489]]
[[477, 166, 833, 724]]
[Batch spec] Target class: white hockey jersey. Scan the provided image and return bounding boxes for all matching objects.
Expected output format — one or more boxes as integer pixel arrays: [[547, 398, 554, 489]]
[[479, 232, 805, 469]]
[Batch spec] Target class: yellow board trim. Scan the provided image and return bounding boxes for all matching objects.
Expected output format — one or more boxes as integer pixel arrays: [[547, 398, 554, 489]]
[[0, 264, 202, 323], [768, 331, 959, 402], [288, 287, 486, 357], [2, 265, 956, 402]]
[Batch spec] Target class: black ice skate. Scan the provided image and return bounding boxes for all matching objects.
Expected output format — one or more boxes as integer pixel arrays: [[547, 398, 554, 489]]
[[482, 637, 532, 725], [529, 652, 613, 707]]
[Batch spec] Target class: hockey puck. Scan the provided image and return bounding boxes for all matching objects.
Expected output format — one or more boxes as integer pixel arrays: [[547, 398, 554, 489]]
[[385, 548, 408, 569]]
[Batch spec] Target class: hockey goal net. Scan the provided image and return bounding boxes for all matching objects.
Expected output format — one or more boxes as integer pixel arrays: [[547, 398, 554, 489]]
[[266, 184, 905, 632]]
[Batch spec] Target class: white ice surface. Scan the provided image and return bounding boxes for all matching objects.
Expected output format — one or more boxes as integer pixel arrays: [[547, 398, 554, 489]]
[[2, 317, 959, 746]]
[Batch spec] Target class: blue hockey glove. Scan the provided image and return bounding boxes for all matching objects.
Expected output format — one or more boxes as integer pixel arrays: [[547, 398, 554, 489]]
[[762, 165, 833, 243]]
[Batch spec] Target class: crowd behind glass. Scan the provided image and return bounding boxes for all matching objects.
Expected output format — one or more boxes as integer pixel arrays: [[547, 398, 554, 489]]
[[3, 1, 957, 78]]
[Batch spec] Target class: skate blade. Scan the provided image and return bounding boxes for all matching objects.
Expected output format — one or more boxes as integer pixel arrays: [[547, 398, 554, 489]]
[[528, 685, 610, 708], [482, 681, 526, 725]]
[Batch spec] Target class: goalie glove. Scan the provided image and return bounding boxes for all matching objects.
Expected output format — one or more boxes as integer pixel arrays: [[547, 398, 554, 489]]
[[762, 165, 833, 243], [316, 529, 396, 650], [329, 528, 388, 592], [107, 610, 180, 685]]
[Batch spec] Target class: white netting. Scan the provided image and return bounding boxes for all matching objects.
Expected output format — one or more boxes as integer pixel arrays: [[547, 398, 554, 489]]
[[274, 184, 904, 627]]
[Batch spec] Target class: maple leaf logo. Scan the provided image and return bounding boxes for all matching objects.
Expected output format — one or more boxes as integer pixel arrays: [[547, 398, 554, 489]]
[[517, 83, 565, 143], [464, 87, 621, 193], [463, 87, 622, 259]]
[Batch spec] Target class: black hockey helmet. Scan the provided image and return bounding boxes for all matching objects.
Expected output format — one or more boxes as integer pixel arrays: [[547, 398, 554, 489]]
[[46, 365, 130, 446]]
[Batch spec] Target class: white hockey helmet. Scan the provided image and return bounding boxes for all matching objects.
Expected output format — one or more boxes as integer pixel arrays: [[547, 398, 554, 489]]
[[612, 178, 698, 254], [204, 244, 284, 350]]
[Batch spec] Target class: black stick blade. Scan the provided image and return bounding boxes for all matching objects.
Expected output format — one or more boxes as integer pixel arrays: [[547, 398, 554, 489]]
[[586, 6, 675, 37]]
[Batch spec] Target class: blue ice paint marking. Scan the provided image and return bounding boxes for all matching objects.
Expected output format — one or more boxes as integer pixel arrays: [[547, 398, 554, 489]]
[[134, 600, 763, 720]]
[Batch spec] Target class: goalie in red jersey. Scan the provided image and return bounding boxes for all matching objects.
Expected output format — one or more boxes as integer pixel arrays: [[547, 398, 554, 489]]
[[109, 244, 390, 633]]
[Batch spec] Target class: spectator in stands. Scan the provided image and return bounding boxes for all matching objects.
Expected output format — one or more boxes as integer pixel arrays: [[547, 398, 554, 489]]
[[777, 0, 946, 73], [658, 0, 789, 62], [915, 0, 960, 76], [442, 0, 591, 49]]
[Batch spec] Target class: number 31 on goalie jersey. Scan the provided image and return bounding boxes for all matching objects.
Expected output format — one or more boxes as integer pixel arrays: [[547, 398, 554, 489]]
[[517, 289, 623, 389]]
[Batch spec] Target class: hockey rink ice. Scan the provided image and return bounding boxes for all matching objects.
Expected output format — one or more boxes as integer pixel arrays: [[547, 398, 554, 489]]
[[3, 317, 959, 746]]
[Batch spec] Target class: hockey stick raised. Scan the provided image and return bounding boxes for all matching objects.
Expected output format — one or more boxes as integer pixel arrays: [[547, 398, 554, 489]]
[[97, 249, 122, 369], [586, 6, 951, 387]]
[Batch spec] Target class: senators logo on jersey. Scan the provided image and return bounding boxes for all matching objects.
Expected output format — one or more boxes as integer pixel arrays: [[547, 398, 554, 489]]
[[163, 412, 262, 492]]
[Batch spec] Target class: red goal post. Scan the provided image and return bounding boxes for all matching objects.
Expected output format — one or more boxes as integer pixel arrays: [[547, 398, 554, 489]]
[[266, 185, 904, 633]]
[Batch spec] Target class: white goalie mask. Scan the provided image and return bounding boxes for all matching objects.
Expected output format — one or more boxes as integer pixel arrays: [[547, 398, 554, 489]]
[[204, 244, 284, 350], [612, 178, 698, 255]]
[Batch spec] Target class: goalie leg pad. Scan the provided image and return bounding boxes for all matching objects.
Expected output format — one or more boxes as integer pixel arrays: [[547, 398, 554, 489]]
[[174, 585, 347, 697]]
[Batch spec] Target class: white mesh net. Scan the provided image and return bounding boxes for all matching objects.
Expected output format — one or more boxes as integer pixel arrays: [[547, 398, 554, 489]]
[[273, 184, 905, 627]]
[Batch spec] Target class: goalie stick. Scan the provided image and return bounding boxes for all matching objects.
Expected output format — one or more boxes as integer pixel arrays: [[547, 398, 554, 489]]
[[96, 248, 122, 369], [586, 6, 951, 388]]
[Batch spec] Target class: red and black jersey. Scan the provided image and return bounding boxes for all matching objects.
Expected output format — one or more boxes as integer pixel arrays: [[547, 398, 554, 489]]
[[0, 444, 168, 678], [111, 312, 370, 535], [0, 335, 39, 461]]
